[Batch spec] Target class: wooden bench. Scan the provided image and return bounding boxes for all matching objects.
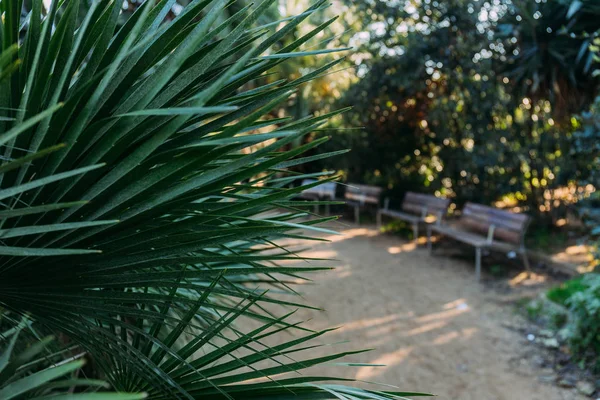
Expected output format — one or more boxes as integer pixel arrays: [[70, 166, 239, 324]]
[[377, 192, 450, 242], [298, 179, 337, 214], [345, 183, 383, 224], [427, 202, 531, 280]]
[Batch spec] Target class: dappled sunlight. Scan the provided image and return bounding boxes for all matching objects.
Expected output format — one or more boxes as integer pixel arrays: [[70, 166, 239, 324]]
[[355, 347, 414, 380], [285, 248, 354, 279], [423, 215, 438, 224], [340, 299, 479, 380], [338, 313, 411, 333], [509, 271, 547, 287], [462, 327, 478, 339], [402, 320, 448, 337], [299, 250, 339, 260], [577, 264, 596, 273], [255, 218, 585, 397], [555, 218, 567, 227], [417, 235, 437, 245], [432, 331, 460, 345], [443, 298, 468, 309], [564, 245, 591, 256], [387, 234, 441, 254], [415, 306, 470, 323], [349, 301, 480, 379], [549, 244, 594, 274], [245, 220, 576, 398], [432, 327, 479, 345], [387, 242, 417, 254], [323, 227, 380, 243]]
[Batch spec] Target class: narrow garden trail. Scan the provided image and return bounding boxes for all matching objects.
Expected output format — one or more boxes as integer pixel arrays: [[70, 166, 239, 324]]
[[272, 224, 584, 400]]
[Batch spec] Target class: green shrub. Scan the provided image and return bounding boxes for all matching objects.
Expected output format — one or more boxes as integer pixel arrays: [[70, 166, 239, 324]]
[[525, 301, 543, 320], [546, 277, 586, 306], [522, 295, 568, 330], [563, 274, 600, 369], [489, 264, 507, 278]]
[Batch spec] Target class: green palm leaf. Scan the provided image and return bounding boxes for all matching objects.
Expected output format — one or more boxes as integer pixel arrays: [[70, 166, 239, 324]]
[[0, 316, 144, 399], [0, 0, 429, 398]]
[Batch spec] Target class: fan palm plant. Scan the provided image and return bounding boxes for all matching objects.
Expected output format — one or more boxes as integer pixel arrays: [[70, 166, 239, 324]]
[[496, 0, 600, 116], [1, 313, 144, 399], [0, 0, 425, 398]]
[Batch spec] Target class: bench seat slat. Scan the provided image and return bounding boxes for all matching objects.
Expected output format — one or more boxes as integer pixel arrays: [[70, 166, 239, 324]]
[[462, 204, 528, 233], [429, 225, 490, 247], [344, 183, 383, 206], [379, 209, 421, 224], [462, 213, 524, 232], [345, 193, 380, 204], [404, 192, 449, 212], [402, 192, 450, 215], [431, 224, 526, 251]]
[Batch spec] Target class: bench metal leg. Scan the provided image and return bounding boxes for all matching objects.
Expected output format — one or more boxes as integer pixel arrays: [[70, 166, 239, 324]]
[[475, 247, 482, 281], [325, 203, 330, 216], [427, 226, 433, 254], [354, 205, 360, 225], [376, 211, 382, 229], [522, 250, 531, 271], [314, 204, 319, 214], [412, 223, 419, 243]]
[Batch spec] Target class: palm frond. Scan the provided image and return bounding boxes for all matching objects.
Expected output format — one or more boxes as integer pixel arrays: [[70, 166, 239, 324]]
[[0, 0, 427, 398], [0, 314, 144, 400]]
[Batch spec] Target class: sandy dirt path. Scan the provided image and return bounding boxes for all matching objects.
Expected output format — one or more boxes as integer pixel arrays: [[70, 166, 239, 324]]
[[263, 224, 584, 400]]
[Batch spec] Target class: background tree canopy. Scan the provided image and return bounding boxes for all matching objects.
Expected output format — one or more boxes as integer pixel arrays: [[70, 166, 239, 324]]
[[303, 0, 600, 224]]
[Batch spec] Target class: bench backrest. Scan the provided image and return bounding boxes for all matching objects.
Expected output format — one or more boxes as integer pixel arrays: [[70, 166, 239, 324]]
[[401, 192, 450, 218], [459, 202, 531, 245], [344, 183, 383, 205], [300, 179, 336, 199]]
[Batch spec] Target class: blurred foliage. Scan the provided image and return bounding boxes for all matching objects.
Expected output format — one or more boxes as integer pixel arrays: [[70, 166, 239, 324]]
[[257, 1, 356, 131], [572, 35, 600, 265], [562, 273, 600, 371], [547, 276, 586, 306], [497, 0, 600, 118], [526, 227, 572, 253], [305, 0, 600, 221], [573, 94, 600, 189]]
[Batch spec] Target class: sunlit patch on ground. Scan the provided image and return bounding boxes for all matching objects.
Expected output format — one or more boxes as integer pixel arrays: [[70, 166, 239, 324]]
[[323, 227, 380, 243], [387, 243, 417, 254], [355, 347, 414, 380], [338, 313, 409, 333], [245, 223, 586, 399], [509, 271, 548, 287]]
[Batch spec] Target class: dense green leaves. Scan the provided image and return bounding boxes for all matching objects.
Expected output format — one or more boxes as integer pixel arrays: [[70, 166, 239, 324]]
[[497, 0, 600, 113], [312, 0, 600, 220]]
